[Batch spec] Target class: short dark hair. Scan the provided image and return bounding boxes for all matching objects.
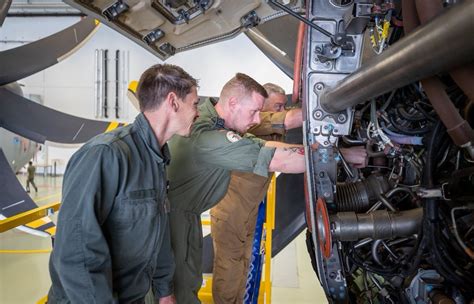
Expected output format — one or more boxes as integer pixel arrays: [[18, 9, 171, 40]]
[[136, 64, 198, 112], [29, 161, 33, 165], [220, 73, 268, 102]]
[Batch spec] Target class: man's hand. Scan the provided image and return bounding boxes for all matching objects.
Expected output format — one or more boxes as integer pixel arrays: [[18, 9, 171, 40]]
[[340, 146, 368, 168], [158, 294, 176, 304]]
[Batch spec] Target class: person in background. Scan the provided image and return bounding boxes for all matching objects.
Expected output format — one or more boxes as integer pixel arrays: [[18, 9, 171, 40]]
[[26, 161, 38, 193]]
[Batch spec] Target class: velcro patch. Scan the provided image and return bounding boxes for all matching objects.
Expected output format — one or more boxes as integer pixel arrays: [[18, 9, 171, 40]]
[[226, 131, 242, 143]]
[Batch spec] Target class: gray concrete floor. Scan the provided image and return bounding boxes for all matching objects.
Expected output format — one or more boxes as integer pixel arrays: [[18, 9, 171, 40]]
[[1, 174, 326, 303]]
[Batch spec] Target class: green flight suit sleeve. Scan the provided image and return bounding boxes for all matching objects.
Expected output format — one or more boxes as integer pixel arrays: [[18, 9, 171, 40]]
[[248, 110, 288, 136], [194, 130, 276, 177], [152, 213, 175, 298], [51, 144, 120, 303]]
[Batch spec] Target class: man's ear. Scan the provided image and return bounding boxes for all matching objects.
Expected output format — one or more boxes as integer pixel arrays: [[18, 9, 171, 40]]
[[228, 96, 237, 112], [166, 92, 179, 112]]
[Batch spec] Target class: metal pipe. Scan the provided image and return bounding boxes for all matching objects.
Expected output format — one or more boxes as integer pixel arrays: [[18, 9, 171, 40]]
[[95, 49, 104, 118], [416, 0, 474, 103], [422, 78, 474, 147], [121, 50, 129, 118], [331, 208, 423, 241], [268, 0, 333, 39], [292, 21, 305, 103], [402, 0, 474, 148], [320, 0, 474, 113], [115, 49, 120, 119], [103, 49, 108, 118]]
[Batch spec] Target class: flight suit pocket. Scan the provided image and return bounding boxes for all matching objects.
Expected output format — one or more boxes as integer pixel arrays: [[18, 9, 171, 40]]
[[108, 189, 163, 260], [113, 189, 161, 223]]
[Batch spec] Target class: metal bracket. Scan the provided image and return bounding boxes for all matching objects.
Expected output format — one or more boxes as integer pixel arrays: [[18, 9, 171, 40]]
[[314, 146, 337, 209], [241, 10, 260, 29], [143, 29, 165, 45], [159, 43, 176, 56], [102, 0, 128, 21], [416, 184, 451, 200]]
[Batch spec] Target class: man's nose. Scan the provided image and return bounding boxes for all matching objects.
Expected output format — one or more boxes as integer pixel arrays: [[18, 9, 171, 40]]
[[254, 113, 261, 125]]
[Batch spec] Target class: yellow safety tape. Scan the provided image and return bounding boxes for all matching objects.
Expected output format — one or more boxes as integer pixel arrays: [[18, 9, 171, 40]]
[[45, 226, 56, 236], [105, 121, 120, 133], [382, 21, 390, 39], [370, 34, 377, 47], [25, 218, 48, 229]]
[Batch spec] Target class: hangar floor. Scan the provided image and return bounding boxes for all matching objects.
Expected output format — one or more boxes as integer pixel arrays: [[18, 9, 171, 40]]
[[0, 175, 326, 303]]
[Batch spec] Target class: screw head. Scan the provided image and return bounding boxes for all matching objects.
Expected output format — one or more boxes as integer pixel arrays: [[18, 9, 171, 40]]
[[315, 83, 324, 91], [337, 114, 346, 123], [314, 110, 323, 119]]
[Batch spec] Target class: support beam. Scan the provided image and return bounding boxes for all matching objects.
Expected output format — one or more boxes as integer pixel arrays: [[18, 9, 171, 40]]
[[0, 201, 60, 233]]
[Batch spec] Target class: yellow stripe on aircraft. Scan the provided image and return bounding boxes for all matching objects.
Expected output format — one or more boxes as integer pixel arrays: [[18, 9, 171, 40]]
[[105, 121, 120, 132], [25, 218, 48, 229], [45, 226, 56, 236]]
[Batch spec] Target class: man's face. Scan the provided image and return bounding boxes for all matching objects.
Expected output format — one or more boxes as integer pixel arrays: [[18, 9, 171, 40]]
[[232, 91, 264, 133], [176, 86, 199, 137], [263, 92, 286, 112]]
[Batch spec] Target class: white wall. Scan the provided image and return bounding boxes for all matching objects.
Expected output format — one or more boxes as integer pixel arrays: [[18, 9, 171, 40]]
[[1, 16, 292, 173]]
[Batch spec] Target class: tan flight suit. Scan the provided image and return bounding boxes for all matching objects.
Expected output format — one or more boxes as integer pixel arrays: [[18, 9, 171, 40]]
[[210, 110, 288, 304]]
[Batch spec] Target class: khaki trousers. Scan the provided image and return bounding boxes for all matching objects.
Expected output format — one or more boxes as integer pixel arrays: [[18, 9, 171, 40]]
[[210, 172, 271, 304]]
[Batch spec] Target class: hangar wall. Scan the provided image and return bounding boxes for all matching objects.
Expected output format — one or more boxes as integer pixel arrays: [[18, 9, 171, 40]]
[[1, 16, 292, 173]]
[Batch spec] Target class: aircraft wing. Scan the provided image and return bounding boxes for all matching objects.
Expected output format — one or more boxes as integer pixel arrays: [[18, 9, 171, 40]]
[[0, 88, 126, 144], [0, 0, 12, 26], [0, 17, 99, 86], [0, 149, 56, 237], [63, 0, 302, 61]]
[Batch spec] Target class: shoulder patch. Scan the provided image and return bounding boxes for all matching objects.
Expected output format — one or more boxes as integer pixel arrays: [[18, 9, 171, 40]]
[[226, 131, 242, 143]]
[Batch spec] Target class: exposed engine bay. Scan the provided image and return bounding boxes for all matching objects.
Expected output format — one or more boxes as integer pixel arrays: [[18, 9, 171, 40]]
[[303, 1, 474, 303]]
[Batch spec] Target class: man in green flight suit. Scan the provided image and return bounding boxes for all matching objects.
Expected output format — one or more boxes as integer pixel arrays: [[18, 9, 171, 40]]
[[167, 74, 312, 303], [48, 64, 199, 304]]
